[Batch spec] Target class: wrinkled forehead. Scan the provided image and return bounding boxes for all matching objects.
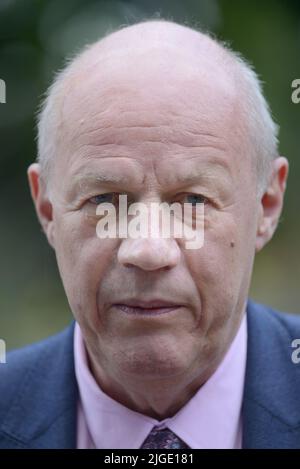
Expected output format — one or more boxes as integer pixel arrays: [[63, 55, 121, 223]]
[[45, 34, 252, 193], [61, 46, 240, 143]]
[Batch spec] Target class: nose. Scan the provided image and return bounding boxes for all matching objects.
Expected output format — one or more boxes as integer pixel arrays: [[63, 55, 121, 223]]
[[117, 236, 181, 271]]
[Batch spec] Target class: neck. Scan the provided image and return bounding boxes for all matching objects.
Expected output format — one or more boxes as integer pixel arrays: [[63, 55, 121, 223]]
[[87, 348, 221, 420]]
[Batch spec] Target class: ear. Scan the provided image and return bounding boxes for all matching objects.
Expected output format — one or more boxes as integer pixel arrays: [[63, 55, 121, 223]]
[[27, 163, 55, 249], [255, 157, 289, 252]]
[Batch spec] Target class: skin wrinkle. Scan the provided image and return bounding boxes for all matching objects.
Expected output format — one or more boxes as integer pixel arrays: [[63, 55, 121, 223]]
[[28, 20, 289, 420], [67, 122, 231, 171], [69, 116, 229, 149], [77, 142, 228, 155], [77, 110, 231, 141]]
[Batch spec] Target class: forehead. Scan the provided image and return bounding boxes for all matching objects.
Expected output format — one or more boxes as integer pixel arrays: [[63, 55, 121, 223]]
[[54, 46, 248, 183], [65, 47, 237, 119]]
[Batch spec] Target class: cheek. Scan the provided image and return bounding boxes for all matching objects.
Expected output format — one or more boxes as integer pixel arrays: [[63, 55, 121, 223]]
[[184, 212, 251, 306], [53, 212, 118, 322]]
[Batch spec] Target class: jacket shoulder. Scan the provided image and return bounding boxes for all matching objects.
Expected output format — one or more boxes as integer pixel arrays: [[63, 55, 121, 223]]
[[247, 298, 300, 338], [0, 325, 75, 420], [244, 299, 300, 445]]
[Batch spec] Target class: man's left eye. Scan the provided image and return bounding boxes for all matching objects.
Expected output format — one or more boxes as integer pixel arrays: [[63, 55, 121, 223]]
[[183, 194, 207, 205]]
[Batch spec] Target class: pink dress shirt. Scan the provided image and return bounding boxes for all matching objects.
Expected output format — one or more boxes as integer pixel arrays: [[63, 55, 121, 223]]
[[74, 313, 247, 449]]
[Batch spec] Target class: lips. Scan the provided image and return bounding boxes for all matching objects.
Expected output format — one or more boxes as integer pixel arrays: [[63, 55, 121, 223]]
[[113, 299, 183, 316]]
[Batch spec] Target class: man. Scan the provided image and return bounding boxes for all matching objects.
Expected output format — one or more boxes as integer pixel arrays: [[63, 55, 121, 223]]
[[0, 19, 299, 449]]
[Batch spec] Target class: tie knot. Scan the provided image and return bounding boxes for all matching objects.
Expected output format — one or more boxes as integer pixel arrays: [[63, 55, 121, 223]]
[[141, 426, 189, 449]]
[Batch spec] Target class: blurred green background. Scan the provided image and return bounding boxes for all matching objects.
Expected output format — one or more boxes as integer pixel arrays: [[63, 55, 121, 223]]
[[0, 0, 299, 350]]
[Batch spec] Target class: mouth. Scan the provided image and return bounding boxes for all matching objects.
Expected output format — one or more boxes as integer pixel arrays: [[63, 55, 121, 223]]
[[112, 299, 183, 316]]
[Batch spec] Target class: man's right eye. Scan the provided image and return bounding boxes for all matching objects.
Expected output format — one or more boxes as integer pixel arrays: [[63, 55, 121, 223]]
[[89, 193, 118, 205]]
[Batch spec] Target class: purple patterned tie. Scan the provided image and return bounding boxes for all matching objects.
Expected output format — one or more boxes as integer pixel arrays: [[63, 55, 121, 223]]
[[141, 426, 189, 449]]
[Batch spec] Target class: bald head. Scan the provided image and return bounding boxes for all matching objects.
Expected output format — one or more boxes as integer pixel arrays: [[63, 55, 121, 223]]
[[63, 19, 230, 73], [37, 19, 279, 195]]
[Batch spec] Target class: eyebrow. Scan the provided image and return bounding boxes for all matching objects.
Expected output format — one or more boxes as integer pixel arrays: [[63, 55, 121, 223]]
[[171, 169, 228, 185], [67, 171, 139, 199], [80, 173, 130, 184], [163, 159, 233, 187], [73, 172, 132, 190]]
